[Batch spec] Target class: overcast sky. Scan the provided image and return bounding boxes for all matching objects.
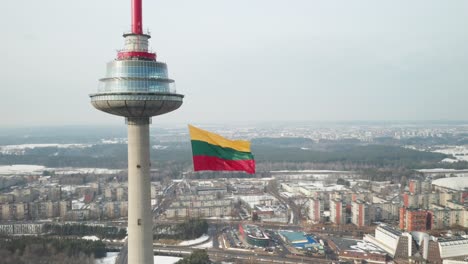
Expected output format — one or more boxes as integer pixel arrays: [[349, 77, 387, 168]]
[[1, 0, 467, 126]]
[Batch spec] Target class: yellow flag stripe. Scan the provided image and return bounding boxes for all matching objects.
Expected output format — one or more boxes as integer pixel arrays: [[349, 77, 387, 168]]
[[188, 125, 251, 152]]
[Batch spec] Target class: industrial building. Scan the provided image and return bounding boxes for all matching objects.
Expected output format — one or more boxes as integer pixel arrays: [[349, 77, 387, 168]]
[[328, 237, 387, 264], [238, 224, 270, 247], [364, 224, 412, 258], [166, 194, 233, 219], [419, 236, 468, 263], [279, 231, 320, 250], [252, 205, 288, 223], [238, 194, 277, 208], [364, 224, 468, 263]]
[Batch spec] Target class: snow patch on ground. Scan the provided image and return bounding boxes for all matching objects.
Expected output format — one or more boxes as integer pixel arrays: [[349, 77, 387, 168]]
[[95, 252, 118, 264], [152, 145, 168, 150], [72, 199, 85, 210], [153, 256, 182, 264], [82, 236, 100, 241], [95, 254, 180, 264], [442, 158, 458, 163], [417, 168, 459, 172], [101, 138, 127, 144], [424, 145, 468, 163], [103, 236, 127, 244], [192, 239, 213, 249], [61, 185, 77, 193], [178, 234, 209, 246], [205, 216, 234, 220], [433, 146, 468, 162], [52, 168, 123, 175]]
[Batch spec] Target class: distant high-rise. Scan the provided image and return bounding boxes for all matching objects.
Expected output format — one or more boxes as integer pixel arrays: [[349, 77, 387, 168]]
[[351, 199, 370, 227], [308, 197, 323, 224], [400, 207, 430, 232], [408, 179, 421, 194], [330, 198, 346, 225], [89, 0, 184, 263]]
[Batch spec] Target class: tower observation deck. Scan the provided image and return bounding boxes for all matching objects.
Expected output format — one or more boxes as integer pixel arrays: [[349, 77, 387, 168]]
[[89, 1, 183, 263], [90, 12, 183, 117]]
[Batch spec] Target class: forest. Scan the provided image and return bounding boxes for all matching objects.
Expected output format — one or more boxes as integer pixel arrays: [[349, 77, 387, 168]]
[[43, 223, 127, 240], [0, 140, 453, 169], [0, 236, 106, 264], [154, 218, 208, 240]]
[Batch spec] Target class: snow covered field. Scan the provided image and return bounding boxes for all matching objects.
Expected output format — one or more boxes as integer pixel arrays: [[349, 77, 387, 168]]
[[0, 141, 169, 155], [178, 234, 209, 246], [431, 146, 468, 163], [0, 165, 45, 175], [407, 145, 468, 163], [0, 144, 92, 155], [0, 165, 122, 176]]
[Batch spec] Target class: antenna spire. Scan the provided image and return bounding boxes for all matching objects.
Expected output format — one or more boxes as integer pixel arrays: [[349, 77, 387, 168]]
[[132, 0, 143, 34]]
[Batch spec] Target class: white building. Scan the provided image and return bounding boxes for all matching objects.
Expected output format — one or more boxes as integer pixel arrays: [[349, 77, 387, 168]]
[[439, 237, 468, 259], [364, 224, 403, 257]]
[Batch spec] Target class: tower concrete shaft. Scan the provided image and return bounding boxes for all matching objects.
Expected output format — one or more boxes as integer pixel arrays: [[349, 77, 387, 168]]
[[127, 117, 153, 264]]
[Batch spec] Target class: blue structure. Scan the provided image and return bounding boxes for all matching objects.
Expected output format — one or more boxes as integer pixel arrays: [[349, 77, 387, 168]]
[[279, 231, 318, 249]]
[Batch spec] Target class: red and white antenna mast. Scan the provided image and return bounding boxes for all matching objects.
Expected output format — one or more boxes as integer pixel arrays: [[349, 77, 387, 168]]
[[131, 0, 143, 34]]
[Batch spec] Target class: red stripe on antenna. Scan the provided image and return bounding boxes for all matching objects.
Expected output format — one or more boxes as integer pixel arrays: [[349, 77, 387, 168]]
[[132, 0, 143, 34]]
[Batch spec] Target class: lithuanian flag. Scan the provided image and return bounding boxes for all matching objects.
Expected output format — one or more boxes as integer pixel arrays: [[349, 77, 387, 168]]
[[188, 125, 255, 174]]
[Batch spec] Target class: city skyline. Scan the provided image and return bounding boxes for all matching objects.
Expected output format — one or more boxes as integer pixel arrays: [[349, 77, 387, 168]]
[[1, 0, 468, 126]]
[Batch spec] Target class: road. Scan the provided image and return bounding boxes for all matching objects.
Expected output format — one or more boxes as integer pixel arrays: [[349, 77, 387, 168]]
[[109, 234, 331, 264], [153, 181, 178, 217], [153, 246, 332, 264], [267, 190, 302, 225]]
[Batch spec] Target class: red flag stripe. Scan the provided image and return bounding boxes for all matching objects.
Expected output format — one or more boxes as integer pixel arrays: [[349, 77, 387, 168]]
[[193, 155, 255, 174]]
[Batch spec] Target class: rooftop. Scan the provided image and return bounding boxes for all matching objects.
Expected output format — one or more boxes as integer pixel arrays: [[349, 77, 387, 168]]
[[330, 237, 386, 254], [432, 176, 468, 191], [242, 224, 269, 240], [378, 224, 402, 236]]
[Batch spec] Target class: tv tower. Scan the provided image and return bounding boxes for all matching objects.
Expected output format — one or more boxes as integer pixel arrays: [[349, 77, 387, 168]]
[[90, 0, 183, 263]]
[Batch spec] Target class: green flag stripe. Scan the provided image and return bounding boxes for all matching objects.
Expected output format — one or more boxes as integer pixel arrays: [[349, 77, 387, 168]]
[[191, 140, 254, 161]]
